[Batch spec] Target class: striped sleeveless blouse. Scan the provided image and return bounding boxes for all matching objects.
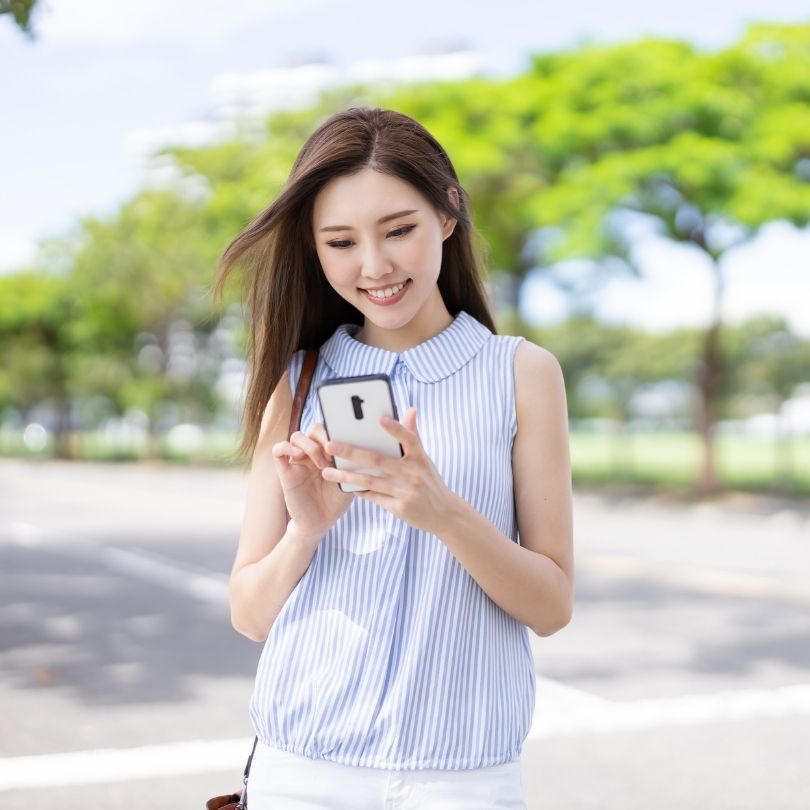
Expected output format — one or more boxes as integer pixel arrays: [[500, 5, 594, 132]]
[[249, 309, 536, 770]]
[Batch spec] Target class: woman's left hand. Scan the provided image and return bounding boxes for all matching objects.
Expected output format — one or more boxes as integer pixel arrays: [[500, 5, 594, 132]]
[[320, 406, 459, 535]]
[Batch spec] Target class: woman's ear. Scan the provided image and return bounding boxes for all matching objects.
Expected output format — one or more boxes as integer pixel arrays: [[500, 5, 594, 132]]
[[441, 186, 460, 240]]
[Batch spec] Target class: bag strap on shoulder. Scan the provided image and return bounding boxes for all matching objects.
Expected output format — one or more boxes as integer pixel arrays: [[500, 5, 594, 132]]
[[235, 350, 317, 809], [288, 349, 318, 440]]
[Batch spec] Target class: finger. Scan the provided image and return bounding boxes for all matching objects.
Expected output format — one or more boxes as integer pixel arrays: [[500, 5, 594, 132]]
[[305, 423, 332, 457], [355, 488, 390, 507], [321, 465, 398, 496], [289, 430, 329, 469], [403, 407, 418, 434], [379, 408, 421, 456], [271, 440, 306, 462], [323, 440, 397, 474]]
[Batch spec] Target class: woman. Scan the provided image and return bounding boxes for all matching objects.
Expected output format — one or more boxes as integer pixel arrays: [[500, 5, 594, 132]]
[[213, 106, 574, 809]]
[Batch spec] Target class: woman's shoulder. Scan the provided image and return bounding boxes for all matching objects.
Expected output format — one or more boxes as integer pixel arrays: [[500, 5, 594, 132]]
[[512, 339, 567, 419], [514, 338, 563, 375], [481, 327, 561, 374]]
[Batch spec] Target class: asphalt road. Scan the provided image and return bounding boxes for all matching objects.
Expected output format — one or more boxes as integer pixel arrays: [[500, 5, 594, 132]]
[[1, 458, 808, 809]]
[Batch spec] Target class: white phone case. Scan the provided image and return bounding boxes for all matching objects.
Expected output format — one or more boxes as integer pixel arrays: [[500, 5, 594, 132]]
[[317, 374, 403, 492]]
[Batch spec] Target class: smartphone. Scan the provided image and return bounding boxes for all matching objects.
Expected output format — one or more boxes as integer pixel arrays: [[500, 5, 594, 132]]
[[316, 374, 404, 493]]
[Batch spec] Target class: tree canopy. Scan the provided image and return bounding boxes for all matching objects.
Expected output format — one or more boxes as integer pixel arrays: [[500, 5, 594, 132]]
[[3, 22, 808, 490], [0, 0, 42, 38]]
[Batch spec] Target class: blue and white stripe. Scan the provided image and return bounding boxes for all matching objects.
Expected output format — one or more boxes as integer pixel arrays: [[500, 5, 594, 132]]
[[249, 310, 535, 770]]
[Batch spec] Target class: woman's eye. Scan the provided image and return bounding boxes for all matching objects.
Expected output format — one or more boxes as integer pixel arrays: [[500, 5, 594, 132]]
[[388, 225, 416, 238], [326, 225, 415, 250]]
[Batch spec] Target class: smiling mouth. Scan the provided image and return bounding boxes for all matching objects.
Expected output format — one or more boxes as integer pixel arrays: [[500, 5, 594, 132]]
[[359, 279, 411, 302]]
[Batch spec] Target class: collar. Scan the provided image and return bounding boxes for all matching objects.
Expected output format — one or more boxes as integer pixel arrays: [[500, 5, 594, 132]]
[[319, 310, 491, 383]]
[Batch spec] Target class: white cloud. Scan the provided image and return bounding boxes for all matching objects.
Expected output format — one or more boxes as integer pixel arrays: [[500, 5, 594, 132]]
[[34, 0, 331, 46], [123, 119, 239, 160], [348, 51, 486, 83], [209, 63, 339, 120], [721, 221, 810, 337], [523, 222, 810, 338], [0, 232, 37, 274], [123, 50, 484, 158], [207, 51, 485, 120], [603, 237, 717, 333]]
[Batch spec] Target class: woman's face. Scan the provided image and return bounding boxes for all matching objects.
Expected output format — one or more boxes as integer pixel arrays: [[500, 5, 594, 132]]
[[311, 167, 457, 338]]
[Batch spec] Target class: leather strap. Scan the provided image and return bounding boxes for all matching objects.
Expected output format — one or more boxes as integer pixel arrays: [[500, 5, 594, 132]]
[[234, 734, 259, 809], [225, 349, 317, 810], [288, 349, 318, 440], [284, 349, 318, 526]]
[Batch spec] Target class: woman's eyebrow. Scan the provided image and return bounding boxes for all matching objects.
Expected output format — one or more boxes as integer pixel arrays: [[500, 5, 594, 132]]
[[319, 209, 419, 232]]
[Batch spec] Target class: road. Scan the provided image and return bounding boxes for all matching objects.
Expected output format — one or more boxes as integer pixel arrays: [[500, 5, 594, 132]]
[[1, 458, 808, 809]]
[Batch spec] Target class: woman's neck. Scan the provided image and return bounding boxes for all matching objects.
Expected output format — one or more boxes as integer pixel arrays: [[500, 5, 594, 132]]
[[355, 295, 454, 352]]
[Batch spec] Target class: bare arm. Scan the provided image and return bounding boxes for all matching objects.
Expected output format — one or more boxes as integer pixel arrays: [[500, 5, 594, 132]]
[[317, 341, 574, 636], [510, 340, 574, 632], [228, 372, 321, 642], [430, 341, 574, 636]]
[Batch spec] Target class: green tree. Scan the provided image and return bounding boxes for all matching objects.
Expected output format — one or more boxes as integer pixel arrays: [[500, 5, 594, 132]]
[[1, 0, 42, 38], [725, 315, 810, 491], [0, 270, 80, 456], [529, 316, 702, 476], [379, 77, 548, 332], [519, 24, 810, 494], [62, 188, 226, 458]]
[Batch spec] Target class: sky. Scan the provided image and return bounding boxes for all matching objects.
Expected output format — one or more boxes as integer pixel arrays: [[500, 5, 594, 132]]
[[2, 0, 809, 335]]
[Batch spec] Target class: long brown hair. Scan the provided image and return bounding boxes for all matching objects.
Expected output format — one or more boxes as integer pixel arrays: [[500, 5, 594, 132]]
[[211, 106, 497, 465]]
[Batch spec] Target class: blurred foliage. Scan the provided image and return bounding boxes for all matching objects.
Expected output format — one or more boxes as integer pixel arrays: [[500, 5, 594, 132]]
[[526, 315, 702, 417], [1, 23, 809, 494], [0, 0, 41, 38]]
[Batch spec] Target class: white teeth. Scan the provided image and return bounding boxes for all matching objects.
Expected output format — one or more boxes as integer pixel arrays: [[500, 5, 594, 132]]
[[367, 281, 406, 299]]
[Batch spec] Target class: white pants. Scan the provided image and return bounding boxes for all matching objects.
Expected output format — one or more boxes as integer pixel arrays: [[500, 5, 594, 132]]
[[246, 740, 527, 809]]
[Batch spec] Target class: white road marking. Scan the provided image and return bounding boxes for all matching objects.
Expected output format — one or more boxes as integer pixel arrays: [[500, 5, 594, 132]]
[[0, 737, 253, 790], [4, 521, 229, 605], [4, 521, 810, 789], [6, 521, 44, 547], [2, 682, 810, 791], [98, 545, 229, 605], [528, 679, 810, 739]]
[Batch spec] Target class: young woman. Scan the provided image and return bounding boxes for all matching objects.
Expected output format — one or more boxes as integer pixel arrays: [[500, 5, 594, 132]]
[[213, 106, 574, 809]]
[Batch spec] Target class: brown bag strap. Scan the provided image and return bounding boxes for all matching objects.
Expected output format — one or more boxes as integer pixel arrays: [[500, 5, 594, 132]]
[[283, 348, 318, 526], [209, 355, 318, 810], [288, 349, 318, 440]]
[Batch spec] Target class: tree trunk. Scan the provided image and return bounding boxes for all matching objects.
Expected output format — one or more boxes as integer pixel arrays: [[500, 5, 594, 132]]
[[52, 396, 74, 460], [495, 272, 523, 334], [693, 260, 725, 496], [145, 413, 162, 461], [775, 410, 794, 494], [51, 343, 74, 460], [143, 319, 172, 461]]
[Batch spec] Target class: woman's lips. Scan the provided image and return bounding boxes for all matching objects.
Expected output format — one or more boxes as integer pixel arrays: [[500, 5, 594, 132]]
[[359, 279, 411, 306]]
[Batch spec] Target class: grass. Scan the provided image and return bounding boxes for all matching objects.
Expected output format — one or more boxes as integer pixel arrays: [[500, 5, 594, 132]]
[[2, 427, 809, 497], [570, 431, 810, 497]]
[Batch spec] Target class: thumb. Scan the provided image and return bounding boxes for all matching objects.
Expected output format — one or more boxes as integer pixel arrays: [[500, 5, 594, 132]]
[[403, 406, 418, 435]]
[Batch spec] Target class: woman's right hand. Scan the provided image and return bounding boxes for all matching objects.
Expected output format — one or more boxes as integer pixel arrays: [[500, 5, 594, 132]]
[[271, 422, 353, 539]]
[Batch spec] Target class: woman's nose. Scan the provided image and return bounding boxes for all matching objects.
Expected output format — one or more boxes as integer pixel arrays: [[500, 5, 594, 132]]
[[360, 243, 394, 280]]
